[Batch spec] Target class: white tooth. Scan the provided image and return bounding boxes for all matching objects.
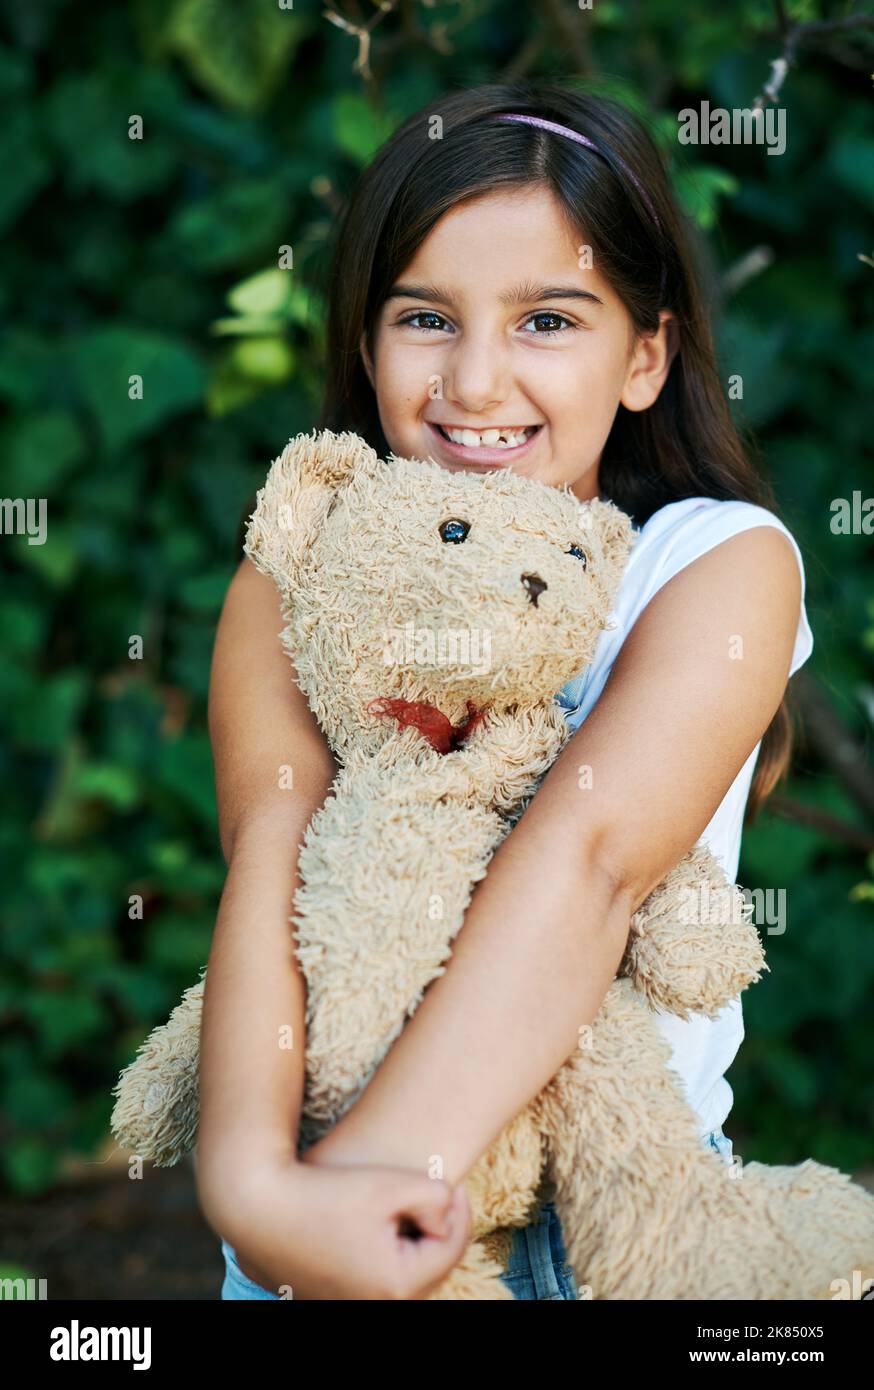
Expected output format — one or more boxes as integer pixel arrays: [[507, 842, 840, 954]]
[[443, 426, 534, 448]]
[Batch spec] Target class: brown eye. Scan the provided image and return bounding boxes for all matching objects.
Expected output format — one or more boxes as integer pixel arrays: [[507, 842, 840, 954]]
[[566, 544, 587, 569], [439, 519, 470, 543]]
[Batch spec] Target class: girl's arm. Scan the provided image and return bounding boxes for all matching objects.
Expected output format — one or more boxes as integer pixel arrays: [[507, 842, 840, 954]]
[[304, 526, 802, 1187], [195, 556, 338, 1201], [195, 557, 475, 1298]]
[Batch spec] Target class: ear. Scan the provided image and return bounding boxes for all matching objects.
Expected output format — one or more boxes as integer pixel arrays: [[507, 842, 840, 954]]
[[620, 310, 678, 413], [244, 429, 378, 592], [359, 330, 375, 389]]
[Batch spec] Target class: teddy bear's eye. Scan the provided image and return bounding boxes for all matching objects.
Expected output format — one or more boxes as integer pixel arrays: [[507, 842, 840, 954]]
[[566, 544, 587, 569], [439, 519, 470, 544]]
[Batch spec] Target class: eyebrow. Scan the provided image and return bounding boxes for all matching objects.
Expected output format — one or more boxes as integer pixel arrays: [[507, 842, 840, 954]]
[[385, 281, 604, 308]]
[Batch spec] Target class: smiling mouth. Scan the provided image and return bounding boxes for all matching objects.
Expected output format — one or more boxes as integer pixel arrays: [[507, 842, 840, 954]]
[[430, 424, 542, 451]]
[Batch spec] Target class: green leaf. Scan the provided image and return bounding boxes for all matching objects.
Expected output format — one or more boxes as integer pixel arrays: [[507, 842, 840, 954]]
[[226, 267, 293, 317], [179, 569, 233, 614], [154, 732, 218, 826], [333, 92, 399, 166], [23, 991, 108, 1056], [72, 762, 142, 812], [163, 178, 289, 272], [72, 326, 206, 453], [44, 71, 177, 201], [0, 331, 60, 408], [3, 1072, 75, 1126], [166, 0, 311, 112], [674, 163, 739, 230], [1, 1139, 61, 1196], [11, 523, 81, 588], [0, 109, 52, 233], [739, 810, 824, 885], [3, 410, 86, 493], [828, 134, 874, 215], [229, 337, 295, 383], [717, 312, 795, 428], [8, 672, 88, 752], [0, 598, 46, 659], [761, 1044, 819, 1108], [205, 351, 270, 416], [0, 1264, 41, 1294]]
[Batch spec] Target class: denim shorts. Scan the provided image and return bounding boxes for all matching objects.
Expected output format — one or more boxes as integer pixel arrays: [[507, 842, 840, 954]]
[[219, 1127, 734, 1300]]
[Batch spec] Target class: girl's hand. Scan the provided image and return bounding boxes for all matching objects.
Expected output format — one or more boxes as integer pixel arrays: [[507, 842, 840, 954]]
[[214, 1154, 471, 1300]]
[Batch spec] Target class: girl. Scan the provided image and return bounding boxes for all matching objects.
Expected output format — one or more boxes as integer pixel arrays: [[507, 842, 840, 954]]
[[195, 82, 813, 1301]]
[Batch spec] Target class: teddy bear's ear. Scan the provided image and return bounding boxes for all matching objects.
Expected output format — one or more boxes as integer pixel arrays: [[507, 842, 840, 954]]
[[244, 430, 379, 591]]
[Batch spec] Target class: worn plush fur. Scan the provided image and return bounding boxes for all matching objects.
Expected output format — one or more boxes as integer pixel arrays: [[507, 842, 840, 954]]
[[112, 429, 874, 1300]]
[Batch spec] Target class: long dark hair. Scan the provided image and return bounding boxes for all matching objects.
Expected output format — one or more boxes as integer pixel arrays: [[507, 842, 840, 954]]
[[315, 81, 793, 820]]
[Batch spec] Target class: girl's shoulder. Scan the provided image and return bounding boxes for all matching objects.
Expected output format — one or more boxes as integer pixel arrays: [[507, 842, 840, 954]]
[[632, 493, 799, 551], [619, 495, 813, 677], [628, 495, 806, 587]]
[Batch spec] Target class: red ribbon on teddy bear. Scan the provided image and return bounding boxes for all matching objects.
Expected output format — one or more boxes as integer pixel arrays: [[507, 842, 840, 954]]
[[367, 697, 487, 754]]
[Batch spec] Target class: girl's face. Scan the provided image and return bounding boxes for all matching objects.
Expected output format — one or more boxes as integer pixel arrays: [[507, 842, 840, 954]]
[[362, 184, 675, 503]]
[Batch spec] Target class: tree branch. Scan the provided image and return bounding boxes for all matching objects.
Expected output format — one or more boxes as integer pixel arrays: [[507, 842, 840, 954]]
[[540, 0, 593, 77], [753, 10, 874, 110], [323, 0, 400, 79], [793, 671, 874, 825], [501, 26, 548, 82], [767, 795, 874, 853]]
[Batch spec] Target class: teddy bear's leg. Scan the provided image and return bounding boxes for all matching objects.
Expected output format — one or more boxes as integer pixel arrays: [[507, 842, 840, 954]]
[[533, 977, 874, 1299], [427, 1235, 517, 1300], [110, 973, 206, 1166]]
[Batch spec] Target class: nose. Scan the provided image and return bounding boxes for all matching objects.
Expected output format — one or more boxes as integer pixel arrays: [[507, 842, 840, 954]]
[[521, 573, 548, 606], [443, 330, 509, 415]]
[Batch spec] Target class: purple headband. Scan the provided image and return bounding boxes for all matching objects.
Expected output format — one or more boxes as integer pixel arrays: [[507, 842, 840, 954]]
[[494, 112, 663, 235]]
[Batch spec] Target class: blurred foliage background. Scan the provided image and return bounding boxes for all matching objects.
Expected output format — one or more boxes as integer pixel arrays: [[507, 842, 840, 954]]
[[0, 0, 872, 1201]]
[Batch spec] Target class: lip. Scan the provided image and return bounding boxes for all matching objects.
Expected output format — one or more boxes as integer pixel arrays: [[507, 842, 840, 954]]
[[424, 421, 543, 468]]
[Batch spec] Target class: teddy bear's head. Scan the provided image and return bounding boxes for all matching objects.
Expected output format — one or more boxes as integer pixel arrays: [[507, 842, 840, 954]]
[[245, 431, 634, 756]]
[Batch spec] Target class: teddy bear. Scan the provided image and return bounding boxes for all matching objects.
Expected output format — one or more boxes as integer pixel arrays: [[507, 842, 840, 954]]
[[111, 428, 874, 1300]]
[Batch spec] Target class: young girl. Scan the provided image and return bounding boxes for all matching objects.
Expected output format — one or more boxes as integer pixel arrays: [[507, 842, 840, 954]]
[[195, 82, 813, 1301]]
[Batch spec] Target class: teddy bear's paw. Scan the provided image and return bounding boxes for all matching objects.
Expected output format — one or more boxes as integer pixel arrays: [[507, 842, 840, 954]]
[[109, 974, 205, 1167], [463, 1111, 546, 1235], [456, 702, 574, 812], [624, 842, 767, 1018]]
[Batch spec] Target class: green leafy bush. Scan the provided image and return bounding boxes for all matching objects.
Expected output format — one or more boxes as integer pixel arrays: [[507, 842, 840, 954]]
[[0, 0, 871, 1193]]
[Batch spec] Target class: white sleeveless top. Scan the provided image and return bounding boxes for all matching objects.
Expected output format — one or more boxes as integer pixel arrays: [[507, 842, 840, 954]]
[[553, 496, 814, 1138]]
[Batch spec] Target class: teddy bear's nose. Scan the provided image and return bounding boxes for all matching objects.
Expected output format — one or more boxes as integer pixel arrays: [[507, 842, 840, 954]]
[[521, 573, 548, 606]]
